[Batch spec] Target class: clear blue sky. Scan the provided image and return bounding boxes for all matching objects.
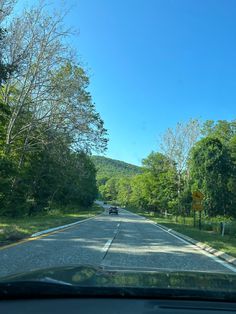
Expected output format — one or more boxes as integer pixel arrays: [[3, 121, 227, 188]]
[[19, 0, 236, 165]]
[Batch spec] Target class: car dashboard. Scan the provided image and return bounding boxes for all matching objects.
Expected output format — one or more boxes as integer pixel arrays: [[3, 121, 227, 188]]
[[1, 297, 236, 314]]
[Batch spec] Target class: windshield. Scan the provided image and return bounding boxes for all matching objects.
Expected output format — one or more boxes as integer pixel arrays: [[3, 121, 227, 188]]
[[0, 0, 236, 300]]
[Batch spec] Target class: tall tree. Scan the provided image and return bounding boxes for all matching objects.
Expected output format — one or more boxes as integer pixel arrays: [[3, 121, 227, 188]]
[[99, 177, 118, 201], [160, 118, 201, 215], [189, 137, 232, 216], [116, 177, 132, 206], [201, 120, 236, 144], [0, 0, 17, 85], [1, 2, 107, 160], [141, 152, 178, 213], [0, 1, 108, 216], [228, 135, 236, 215]]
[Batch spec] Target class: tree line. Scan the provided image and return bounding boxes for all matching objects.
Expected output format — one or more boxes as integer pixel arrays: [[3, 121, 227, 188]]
[[91, 156, 142, 194], [99, 119, 236, 218], [0, 0, 107, 217]]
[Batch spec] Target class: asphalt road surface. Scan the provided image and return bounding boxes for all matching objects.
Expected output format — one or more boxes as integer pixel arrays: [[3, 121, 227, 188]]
[[0, 208, 236, 277]]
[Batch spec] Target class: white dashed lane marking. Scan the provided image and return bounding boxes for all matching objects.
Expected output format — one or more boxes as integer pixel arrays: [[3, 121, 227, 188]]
[[102, 240, 113, 253]]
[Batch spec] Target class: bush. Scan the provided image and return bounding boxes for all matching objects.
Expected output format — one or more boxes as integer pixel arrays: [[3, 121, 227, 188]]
[[202, 222, 213, 231], [225, 222, 236, 236], [1, 225, 25, 241]]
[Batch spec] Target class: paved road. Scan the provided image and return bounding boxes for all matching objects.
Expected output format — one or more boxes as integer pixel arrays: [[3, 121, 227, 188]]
[[0, 208, 235, 277]]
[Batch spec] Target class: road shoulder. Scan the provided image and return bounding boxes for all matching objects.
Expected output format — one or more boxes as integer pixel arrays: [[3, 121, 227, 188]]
[[0, 206, 104, 250], [156, 223, 236, 267], [127, 209, 236, 268]]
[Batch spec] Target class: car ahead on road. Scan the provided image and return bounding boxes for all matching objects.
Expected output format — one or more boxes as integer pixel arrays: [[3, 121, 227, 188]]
[[109, 206, 118, 215]]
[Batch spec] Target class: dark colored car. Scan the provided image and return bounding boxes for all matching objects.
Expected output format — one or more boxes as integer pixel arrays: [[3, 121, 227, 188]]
[[109, 206, 118, 215]]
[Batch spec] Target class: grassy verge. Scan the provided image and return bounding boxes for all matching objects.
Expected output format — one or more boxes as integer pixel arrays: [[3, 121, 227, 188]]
[[128, 207, 236, 258], [0, 204, 103, 246]]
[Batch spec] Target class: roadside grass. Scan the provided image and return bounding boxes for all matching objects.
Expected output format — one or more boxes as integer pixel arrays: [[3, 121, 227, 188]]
[[0, 204, 103, 246], [128, 207, 236, 258]]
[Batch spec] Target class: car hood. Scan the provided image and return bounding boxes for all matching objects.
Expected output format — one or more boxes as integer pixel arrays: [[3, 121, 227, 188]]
[[1, 265, 236, 298]]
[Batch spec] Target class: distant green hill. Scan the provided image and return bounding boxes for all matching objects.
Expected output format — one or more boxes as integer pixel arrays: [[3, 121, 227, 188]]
[[91, 156, 142, 179]]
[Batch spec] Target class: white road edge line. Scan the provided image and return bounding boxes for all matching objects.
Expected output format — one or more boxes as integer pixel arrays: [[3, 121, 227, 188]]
[[102, 239, 113, 253], [123, 209, 236, 273], [152, 221, 236, 273], [31, 212, 105, 237]]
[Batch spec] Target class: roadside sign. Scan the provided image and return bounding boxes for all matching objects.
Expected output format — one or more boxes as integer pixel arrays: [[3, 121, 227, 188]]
[[192, 191, 204, 230], [192, 191, 204, 211], [191, 202, 203, 211], [192, 191, 204, 201]]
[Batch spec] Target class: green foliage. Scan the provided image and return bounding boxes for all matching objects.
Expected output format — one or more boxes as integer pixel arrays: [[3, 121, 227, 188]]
[[228, 135, 236, 211], [179, 187, 192, 216], [99, 177, 119, 201], [0, 133, 99, 217], [97, 120, 236, 224], [189, 137, 233, 216], [0, 2, 108, 218], [129, 173, 153, 210], [0, 156, 17, 211], [139, 152, 178, 213], [116, 177, 132, 206], [0, 28, 16, 85], [201, 120, 236, 144], [98, 152, 179, 214], [92, 156, 142, 180], [54, 152, 98, 207], [92, 155, 142, 203]]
